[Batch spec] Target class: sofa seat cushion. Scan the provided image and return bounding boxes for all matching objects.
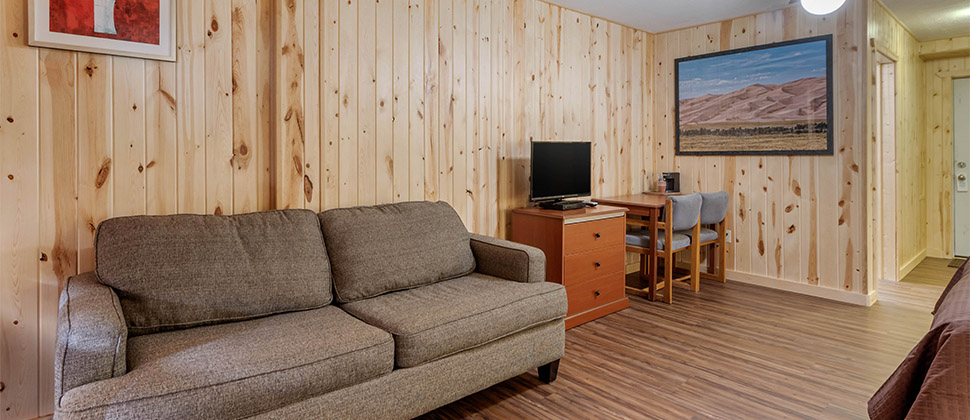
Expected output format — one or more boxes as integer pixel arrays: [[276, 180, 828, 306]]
[[340, 273, 567, 368], [319, 201, 476, 303], [57, 306, 394, 419], [96, 209, 333, 335]]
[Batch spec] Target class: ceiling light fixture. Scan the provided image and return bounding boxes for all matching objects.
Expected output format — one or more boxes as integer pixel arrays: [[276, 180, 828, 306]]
[[801, 0, 846, 15]]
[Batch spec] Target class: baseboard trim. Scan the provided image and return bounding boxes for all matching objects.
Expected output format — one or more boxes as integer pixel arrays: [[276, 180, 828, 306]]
[[727, 271, 875, 306], [897, 250, 926, 281], [624, 262, 874, 306]]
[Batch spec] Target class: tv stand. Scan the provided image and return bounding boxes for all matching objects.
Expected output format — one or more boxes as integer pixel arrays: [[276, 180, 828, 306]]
[[538, 200, 586, 211], [510, 205, 630, 329]]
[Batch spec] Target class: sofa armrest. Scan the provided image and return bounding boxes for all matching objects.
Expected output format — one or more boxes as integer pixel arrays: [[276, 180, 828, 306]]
[[54, 272, 128, 407], [469, 234, 546, 283]]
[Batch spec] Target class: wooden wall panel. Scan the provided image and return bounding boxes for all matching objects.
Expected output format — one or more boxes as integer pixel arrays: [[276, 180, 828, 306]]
[[651, 1, 870, 296], [339, 0, 359, 207], [206, 0, 234, 215], [77, 53, 113, 273], [868, 0, 925, 277], [303, 0, 321, 212], [177, 0, 206, 214], [276, 0, 305, 209], [0, 1, 654, 416], [321, 0, 340, 209], [1, 0, 877, 416], [391, 0, 410, 204], [376, 0, 394, 206], [923, 36, 970, 258], [145, 61, 178, 216], [38, 49, 77, 416], [1, 1, 39, 416], [358, 0, 377, 206], [112, 57, 147, 218], [256, 0, 275, 211], [232, 0, 259, 214]]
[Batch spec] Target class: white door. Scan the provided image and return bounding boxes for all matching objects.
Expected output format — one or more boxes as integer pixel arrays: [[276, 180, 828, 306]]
[[955, 78, 970, 257]]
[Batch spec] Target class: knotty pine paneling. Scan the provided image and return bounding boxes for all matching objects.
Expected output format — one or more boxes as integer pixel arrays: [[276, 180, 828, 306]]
[[868, 0, 925, 278], [651, 1, 870, 295], [923, 36, 970, 259], [0, 0, 650, 417]]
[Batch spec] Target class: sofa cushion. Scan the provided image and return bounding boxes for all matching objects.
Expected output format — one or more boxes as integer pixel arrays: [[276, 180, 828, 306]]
[[340, 273, 567, 368], [319, 201, 476, 303], [96, 210, 333, 336], [56, 306, 394, 419]]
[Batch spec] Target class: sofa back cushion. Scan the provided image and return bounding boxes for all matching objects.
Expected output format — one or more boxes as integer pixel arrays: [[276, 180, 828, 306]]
[[96, 210, 333, 336], [319, 201, 476, 303]]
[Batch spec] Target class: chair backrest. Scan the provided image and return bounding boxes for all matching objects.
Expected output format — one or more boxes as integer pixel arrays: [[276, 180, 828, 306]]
[[699, 191, 730, 225], [668, 193, 702, 231]]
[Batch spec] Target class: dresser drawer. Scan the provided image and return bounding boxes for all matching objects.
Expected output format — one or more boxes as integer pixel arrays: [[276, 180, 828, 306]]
[[563, 244, 625, 286], [565, 273, 625, 316], [563, 216, 624, 255]]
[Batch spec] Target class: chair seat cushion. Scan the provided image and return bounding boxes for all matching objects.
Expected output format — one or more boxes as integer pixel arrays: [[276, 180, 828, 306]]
[[340, 273, 567, 368], [626, 230, 690, 251], [681, 227, 718, 243], [57, 307, 394, 419]]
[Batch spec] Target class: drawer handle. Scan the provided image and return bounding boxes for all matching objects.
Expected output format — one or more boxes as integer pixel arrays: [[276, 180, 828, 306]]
[[594, 262, 601, 267], [594, 290, 601, 297], [594, 233, 601, 238]]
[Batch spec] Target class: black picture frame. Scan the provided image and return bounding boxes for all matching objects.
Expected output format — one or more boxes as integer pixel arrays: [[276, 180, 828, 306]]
[[674, 34, 834, 156]]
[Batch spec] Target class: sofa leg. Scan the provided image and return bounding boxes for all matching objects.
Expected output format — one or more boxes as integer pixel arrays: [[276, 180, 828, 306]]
[[538, 359, 560, 383]]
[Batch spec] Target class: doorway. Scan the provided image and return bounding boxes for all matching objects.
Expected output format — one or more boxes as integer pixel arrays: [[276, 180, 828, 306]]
[[954, 77, 969, 258], [875, 53, 897, 281]]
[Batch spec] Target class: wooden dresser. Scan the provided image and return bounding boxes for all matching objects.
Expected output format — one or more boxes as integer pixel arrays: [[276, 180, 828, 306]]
[[510, 205, 629, 329]]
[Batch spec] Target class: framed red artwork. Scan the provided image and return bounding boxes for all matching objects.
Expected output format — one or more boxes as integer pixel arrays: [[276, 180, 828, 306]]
[[28, 0, 175, 61]]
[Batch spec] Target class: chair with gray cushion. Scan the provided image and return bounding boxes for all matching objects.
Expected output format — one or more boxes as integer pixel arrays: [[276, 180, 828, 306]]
[[625, 193, 703, 303], [678, 191, 729, 283]]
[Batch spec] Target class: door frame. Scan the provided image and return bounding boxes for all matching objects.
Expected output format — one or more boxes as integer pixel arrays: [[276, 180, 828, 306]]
[[874, 51, 898, 281], [933, 69, 970, 258], [953, 76, 970, 258]]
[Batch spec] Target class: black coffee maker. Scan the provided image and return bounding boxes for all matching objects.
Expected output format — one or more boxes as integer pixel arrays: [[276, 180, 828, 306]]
[[661, 172, 680, 193]]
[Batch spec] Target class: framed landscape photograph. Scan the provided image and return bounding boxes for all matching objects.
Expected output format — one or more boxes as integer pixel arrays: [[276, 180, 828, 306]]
[[675, 35, 833, 155], [29, 0, 176, 62]]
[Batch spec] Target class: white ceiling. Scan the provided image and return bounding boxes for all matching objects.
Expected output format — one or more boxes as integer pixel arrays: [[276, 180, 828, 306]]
[[880, 0, 970, 41], [545, 0, 970, 40], [543, 0, 792, 34]]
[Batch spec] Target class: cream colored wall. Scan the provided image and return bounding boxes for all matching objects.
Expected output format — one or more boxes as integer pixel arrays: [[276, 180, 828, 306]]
[[868, 0, 925, 278], [923, 36, 970, 258], [652, 1, 871, 299]]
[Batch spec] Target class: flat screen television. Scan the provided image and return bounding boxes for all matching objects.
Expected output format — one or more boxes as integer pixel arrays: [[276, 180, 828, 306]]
[[530, 141, 591, 203]]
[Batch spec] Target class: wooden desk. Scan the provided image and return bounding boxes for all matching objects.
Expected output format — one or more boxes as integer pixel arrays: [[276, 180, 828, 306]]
[[594, 195, 668, 301], [596, 194, 666, 217], [642, 190, 688, 196], [511, 205, 630, 329]]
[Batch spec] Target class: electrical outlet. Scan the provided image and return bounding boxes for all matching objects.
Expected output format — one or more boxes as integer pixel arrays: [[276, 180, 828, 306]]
[[725, 230, 732, 243]]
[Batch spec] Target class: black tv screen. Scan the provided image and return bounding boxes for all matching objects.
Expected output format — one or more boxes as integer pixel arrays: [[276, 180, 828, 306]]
[[530, 141, 591, 202]]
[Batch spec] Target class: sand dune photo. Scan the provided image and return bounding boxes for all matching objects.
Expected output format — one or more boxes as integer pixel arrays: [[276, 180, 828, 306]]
[[675, 36, 833, 155]]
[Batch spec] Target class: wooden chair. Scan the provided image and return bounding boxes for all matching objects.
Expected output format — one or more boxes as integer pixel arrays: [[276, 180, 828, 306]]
[[625, 193, 702, 303], [681, 191, 729, 284]]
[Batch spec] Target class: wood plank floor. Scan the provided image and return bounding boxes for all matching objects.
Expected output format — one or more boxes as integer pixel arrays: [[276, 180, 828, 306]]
[[421, 259, 957, 419]]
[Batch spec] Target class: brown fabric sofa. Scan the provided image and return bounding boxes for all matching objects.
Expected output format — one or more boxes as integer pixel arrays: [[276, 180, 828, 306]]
[[53, 201, 567, 420]]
